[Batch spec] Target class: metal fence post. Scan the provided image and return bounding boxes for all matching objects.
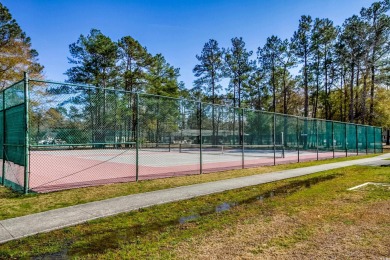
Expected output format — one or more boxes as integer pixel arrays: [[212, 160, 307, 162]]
[[273, 113, 276, 166], [374, 127, 376, 154], [199, 101, 202, 174], [241, 108, 244, 169], [199, 101, 203, 174], [332, 121, 335, 158], [1, 91, 5, 186], [316, 120, 319, 160], [297, 117, 299, 163], [23, 72, 30, 194], [345, 123, 348, 158], [365, 126, 368, 154], [281, 131, 285, 158], [136, 93, 139, 181]]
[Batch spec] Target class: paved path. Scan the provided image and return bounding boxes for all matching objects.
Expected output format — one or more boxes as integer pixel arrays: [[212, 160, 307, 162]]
[[1, 154, 389, 244]]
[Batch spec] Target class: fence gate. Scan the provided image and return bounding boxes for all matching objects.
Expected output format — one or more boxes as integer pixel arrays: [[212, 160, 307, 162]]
[[0, 75, 29, 193]]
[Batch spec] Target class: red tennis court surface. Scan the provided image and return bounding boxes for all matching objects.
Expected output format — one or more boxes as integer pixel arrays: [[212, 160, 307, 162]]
[[29, 148, 349, 193]]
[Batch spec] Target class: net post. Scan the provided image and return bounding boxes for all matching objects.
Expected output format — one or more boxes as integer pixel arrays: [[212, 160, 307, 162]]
[[297, 117, 299, 163], [345, 123, 348, 157], [1, 91, 5, 186], [332, 121, 335, 158], [356, 125, 358, 155], [135, 93, 139, 181], [23, 72, 30, 194], [316, 120, 319, 161], [241, 108, 244, 169], [273, 113, 276, 166], [199, 101, 202, 174]]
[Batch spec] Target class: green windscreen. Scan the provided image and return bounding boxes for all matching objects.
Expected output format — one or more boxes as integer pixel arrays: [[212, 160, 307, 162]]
[[0, 112, 3, 160], [357, 125, 367, 153], [374, 127, 382, 152], [0, 92, 3, 161], [346, 124, 357, 152], [333, 122, 346, 151], [367, 126, 375, 152], [1, 81, 26, 193], [5, 105, 26, 165]]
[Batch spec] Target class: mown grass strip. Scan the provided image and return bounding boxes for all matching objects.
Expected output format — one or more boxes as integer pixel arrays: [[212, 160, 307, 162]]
[[0, 163, 389, 259], [0, 154, 379, 220]]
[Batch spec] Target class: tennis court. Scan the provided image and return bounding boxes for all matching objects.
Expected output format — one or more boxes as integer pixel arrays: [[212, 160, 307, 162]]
[[26, 144, 346, 193], [0, 77, 383, 193]]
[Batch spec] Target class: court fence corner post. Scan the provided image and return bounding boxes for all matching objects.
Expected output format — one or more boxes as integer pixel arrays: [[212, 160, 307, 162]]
[[1, 89, 5, 186], [135, 92, 139, 181], [23, 72, 30, 194]]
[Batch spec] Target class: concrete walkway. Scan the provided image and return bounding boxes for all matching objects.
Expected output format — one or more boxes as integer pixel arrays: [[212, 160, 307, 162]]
[[1, 154, 389, 244]]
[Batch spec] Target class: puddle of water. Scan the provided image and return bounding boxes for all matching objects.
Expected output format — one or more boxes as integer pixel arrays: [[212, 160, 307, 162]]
[[179, 214, 200, 224], [240, 174, 339, 206], [31, 248, 68, 260], [179, 175, 340, 222], [215, 202, 237, 213], [32, 174, 340, 258]]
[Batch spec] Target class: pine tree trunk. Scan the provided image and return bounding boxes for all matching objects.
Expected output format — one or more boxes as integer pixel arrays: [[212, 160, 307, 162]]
[[304, 50, 309, 118], [349, 63, 355, 123], [361, 70, 368, 124]]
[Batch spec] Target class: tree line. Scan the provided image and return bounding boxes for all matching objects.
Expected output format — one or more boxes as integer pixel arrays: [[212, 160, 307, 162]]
[[0, 3, 43, 89], [1, 1, 389, 130], [191, 0, 390, 128], [65, 29, 183, 98]]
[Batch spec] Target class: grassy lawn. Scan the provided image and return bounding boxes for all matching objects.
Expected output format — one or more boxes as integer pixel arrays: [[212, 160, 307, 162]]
[[0, 154, 379, 220], [0, 162, 389, 258]]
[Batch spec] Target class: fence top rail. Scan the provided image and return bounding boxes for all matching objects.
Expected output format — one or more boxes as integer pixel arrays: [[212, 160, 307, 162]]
[[27, 78, 382, 130], [30, 142, 137, 148], [0, 79, 24, 94]]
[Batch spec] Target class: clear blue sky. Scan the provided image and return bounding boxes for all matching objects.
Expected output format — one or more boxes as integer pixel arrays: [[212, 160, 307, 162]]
[[3, 0, 374, 89]]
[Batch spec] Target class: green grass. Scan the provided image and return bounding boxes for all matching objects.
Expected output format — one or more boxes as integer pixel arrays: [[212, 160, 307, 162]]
[[0, 154, 379, 220], [0, 154, 380, 220], [0, 162, 389, 259]]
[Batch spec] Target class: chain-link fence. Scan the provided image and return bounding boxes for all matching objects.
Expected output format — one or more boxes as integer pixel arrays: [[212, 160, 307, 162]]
[[0, 76, 384, 193], [0, 78, 28, 193]]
